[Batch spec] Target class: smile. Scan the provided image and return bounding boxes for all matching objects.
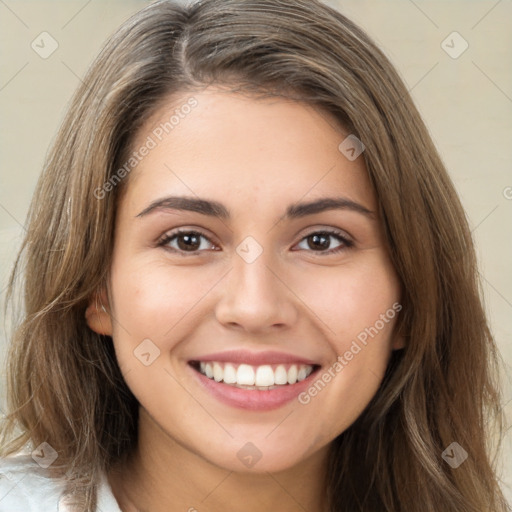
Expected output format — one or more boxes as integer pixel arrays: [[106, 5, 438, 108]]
[[187, 351, 322, 411], [193, 361, 315, 390]]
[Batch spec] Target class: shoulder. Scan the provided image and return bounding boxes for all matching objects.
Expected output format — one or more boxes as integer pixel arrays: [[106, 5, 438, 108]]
[[0, 452, 67, 511], [0, 453, 122, 512]]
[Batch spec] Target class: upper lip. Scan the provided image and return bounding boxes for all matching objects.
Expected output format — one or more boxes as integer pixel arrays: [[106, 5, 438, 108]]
[[190, 350, 319, 366]]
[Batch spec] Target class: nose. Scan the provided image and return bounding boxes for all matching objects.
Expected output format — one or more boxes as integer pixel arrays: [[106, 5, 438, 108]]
[[214, 249, 299, 334]]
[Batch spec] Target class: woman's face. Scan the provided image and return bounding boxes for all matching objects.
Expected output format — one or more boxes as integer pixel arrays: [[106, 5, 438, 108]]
[[97, 87, 403, 473]]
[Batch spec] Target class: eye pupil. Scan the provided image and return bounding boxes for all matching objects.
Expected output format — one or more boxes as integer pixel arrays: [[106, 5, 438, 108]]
[[178, 233, 200, 251], [308, 234, 330, 250]]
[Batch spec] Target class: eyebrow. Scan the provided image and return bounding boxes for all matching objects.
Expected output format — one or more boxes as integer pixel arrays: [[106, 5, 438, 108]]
[[136, 195, 375, 221]]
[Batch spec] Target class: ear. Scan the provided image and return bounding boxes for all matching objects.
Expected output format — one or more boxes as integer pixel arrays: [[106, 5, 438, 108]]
[[85, 287, 113, 336], [391, 312, 406, 350], [391, 333, 406, 350]]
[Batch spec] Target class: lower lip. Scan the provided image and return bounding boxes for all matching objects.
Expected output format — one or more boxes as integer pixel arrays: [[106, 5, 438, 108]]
[[189, 365, 320, 411]]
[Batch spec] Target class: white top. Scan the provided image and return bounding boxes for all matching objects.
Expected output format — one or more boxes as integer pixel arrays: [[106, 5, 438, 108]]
[[0, 453, 122, 511]]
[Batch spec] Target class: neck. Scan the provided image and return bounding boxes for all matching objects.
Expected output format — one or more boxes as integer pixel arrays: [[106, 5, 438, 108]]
[[108, 407, 329, 512]]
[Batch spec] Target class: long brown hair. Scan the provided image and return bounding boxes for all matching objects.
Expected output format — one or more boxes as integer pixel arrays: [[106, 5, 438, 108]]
[[1, 1, 509, 510]]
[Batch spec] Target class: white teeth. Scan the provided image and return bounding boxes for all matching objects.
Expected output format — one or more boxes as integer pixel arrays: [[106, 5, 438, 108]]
[[297, 366, 307, 381], [223, 363, 237, 384], [213, 362, 223, 382], [255, 365, 274, 387], [274, 365, 288, 385], [236, 364, 255, 385], [287, 365, 298, 384], [196, 362, 315, 388]]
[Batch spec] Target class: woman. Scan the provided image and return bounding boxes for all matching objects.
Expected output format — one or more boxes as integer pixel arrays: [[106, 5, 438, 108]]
[[0, 0, 509, 510]]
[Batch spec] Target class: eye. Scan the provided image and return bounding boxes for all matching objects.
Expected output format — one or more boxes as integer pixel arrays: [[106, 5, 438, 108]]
[[158, 229, 217, 254], [158, 228, 353, 256], [294, 230, 353, 255]]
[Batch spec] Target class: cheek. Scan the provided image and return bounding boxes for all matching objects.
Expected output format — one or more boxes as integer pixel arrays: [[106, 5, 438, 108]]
[[109, 256, 220, 342], [107, 257, 210, 409], [292, 257, 400, 434], [294, 255, 400, 343]]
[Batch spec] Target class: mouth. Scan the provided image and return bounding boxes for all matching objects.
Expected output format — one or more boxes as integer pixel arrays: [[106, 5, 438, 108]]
[[189, 360, 318, 390], [187, 351, 322, 411]]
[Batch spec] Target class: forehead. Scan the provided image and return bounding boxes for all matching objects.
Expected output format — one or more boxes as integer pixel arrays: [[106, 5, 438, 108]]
[[122, 87, 376, 214]]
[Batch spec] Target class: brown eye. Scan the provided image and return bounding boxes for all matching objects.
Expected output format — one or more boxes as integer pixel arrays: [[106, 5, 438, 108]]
[[296, 230, 353, 254], [175, 232, 202, 251], [159, 230, 216, 253], [307, 233, 331, 250]]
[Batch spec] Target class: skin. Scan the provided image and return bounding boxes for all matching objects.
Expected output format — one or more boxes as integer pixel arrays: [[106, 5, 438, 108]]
[[86, 86, 404, 512]]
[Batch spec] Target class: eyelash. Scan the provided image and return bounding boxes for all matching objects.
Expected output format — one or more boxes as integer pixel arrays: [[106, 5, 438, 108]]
[[157, 228, 354, 256]]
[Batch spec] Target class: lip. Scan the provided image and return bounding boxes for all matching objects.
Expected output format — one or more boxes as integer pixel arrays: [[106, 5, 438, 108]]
[[187, 351, 321, 411], [190, 349, 319, 366]]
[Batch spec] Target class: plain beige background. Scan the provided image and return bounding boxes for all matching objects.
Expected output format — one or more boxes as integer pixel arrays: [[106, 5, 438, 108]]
[[0, 0, 510, 504]]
